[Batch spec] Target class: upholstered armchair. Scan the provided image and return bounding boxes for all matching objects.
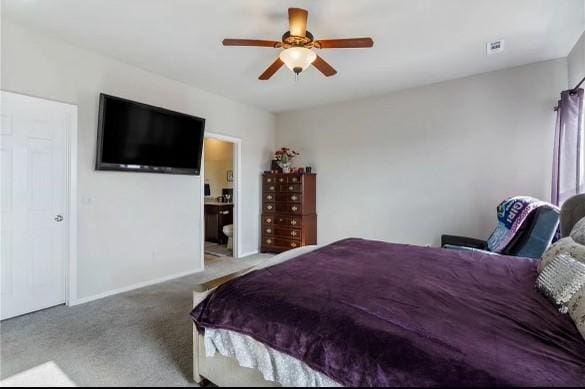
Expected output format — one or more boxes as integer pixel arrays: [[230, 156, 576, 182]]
[[442, 206, 560, 259]]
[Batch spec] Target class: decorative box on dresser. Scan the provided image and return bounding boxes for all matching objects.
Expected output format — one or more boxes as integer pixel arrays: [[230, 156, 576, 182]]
[[261, 173, 317, 253]]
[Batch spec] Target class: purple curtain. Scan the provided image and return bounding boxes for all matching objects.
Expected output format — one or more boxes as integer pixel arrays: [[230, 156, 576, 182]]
[[552, 88, 585, 205]]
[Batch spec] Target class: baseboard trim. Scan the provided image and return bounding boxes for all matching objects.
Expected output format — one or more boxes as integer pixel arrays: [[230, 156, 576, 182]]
[[70, 267, 203, 306], [238, 250, 259, 258]]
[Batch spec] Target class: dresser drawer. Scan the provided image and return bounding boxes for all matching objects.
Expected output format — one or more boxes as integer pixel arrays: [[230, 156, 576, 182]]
[[276, 193, 301, 202], [264, 175, 277, 185], [272, 215, 302, 227], [263, 225, 275, 236], [263, 215, 276, 225], [263, 225, 301, 237], [275, 202, 302, 214], [273, 226, 301, 238], [263, 183, 277, 192], [263, 202, 275, 213], [280, 183, 302, 192], [263, 237, 301, 249], [287, 175, 302, 183]]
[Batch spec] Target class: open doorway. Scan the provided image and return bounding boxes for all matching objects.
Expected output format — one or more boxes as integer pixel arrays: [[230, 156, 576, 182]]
[[202, 134, 240, 265]]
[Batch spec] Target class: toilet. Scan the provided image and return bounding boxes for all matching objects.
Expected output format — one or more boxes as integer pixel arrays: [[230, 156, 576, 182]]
[[222, 224, 234, 250]]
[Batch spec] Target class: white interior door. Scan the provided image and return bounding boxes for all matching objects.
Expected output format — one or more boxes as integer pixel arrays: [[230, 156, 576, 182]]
[[1, 91, 75, 320]]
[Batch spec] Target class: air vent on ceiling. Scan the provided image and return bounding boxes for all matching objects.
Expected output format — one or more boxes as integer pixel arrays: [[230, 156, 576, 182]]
[[486, 39, 504, 55]]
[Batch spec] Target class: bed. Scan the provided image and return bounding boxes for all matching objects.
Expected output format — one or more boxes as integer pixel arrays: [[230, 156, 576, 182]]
[[191, 238, 585, 387]]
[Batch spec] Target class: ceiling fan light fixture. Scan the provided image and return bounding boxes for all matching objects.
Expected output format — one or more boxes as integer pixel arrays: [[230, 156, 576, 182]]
[[279, 47, 316, 75], [223, 7, 373, 80]]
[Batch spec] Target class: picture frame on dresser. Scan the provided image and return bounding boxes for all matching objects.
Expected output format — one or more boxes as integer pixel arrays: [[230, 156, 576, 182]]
[[261, 172, 317, 253]]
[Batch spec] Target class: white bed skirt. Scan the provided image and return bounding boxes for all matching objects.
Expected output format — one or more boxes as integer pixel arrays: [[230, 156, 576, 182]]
[[205, 328, 342, 387]]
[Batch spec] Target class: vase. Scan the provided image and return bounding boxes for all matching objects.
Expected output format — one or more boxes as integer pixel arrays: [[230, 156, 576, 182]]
[[278, 161, 292, 173]]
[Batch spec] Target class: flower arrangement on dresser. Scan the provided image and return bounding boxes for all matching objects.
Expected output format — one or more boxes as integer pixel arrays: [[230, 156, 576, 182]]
[[273, 147, 299, 173]]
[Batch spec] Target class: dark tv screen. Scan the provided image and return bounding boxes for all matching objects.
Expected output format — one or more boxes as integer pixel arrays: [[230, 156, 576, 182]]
[[96, 94, 205, 175]]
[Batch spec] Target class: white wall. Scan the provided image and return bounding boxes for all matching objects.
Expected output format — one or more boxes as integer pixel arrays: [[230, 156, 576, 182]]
[[1, 21, 275, 301], [568, 30, 585, 87], [276, 59, 567, 247]]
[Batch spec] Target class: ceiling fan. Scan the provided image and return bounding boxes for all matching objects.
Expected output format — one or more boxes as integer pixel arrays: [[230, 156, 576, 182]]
[[222, 7, 374, 80]]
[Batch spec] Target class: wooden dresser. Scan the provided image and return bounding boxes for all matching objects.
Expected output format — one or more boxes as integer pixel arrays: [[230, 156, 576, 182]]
[[261, 173, 317, 253]]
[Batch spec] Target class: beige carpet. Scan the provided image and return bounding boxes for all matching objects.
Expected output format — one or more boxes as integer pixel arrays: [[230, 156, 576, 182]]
[[0, 253, 272, 387]]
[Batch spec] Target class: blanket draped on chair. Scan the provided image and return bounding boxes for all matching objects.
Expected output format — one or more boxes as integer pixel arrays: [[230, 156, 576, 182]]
[[487, 196, 556, 253]]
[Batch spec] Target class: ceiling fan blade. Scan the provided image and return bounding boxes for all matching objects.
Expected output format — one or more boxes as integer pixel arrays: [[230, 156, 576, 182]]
[[288, 8, 308, 37], [259, 58, 285, 80], [315, 38, 374, 49], [313, 55, 337, 77], [222, 39, 281, 48]]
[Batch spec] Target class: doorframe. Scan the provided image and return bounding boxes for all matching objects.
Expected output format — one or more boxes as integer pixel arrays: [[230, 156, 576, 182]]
[[1, 91, 78, 309], [65, 102, 78, 307], [200, 132, 242, 268]]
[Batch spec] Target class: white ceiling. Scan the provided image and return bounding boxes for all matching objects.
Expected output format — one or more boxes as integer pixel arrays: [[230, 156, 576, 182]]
[[3, 0, 584, 112]]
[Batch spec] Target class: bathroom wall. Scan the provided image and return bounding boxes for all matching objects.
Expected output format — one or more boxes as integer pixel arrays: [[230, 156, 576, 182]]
[[204, 139, 234, 199]]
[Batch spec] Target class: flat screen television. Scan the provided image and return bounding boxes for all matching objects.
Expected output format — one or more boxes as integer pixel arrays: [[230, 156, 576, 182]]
[[96, 93, 205, 175]]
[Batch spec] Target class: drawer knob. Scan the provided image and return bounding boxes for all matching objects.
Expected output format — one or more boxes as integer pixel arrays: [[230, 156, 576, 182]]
[[291, 195, 298, 201], [291, 206, 298, 212], [291, 231, 297, 236], [291, 220, 297, 225], [291, 242, 297, 248], [221, 210, 230, 215], [267, 195, 273, 200], [266, 218, 272, 223], [279, 178, 285, 182], [266, 228, 272, 234], [292, 178, 298, 182], [289, 186, 294, 191], [266, 239, 272, 244], [267, 205, 273, 210], [270, 186, 275, 191], [267, 178, 272, 183]]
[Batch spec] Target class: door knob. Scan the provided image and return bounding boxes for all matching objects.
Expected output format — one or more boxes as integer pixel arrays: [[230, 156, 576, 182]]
[[54, 215, 64, 222]]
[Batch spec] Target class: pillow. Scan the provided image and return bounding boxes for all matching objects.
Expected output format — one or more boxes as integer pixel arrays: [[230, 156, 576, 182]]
[[538, 237, 585, 273], [570, 217, 585, 245], [536, 254, 585, 313], [568, 286, 585, 340]]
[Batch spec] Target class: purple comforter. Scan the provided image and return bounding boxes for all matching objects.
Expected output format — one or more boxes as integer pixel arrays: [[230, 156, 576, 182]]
[[191, 238, 585, 387]]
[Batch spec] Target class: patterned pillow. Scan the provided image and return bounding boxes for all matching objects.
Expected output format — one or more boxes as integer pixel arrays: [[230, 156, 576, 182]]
[[568, 286, 585, 340], [536, 254, 585, 313], [570, 217, 585, 245], [538, 237, 585, 273]]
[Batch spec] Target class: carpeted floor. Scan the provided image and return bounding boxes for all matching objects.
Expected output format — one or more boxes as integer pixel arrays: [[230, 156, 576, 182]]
[[0, 254, 271, 387]]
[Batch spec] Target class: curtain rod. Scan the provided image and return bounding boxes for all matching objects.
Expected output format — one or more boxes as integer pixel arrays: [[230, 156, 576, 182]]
[[553, 76, 585, 111], [572, 76, 585, 93]]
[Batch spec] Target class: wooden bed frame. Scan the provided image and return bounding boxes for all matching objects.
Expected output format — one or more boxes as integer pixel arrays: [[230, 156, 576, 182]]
[[192, 268, 279, 387]]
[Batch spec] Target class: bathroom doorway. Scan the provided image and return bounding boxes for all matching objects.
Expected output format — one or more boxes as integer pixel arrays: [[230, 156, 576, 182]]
[[201, 133, 241, 266]]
